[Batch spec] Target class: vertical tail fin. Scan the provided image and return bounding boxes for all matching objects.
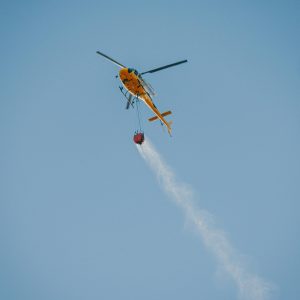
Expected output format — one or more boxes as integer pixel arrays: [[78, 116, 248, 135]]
[[167, 121, 173, 136]]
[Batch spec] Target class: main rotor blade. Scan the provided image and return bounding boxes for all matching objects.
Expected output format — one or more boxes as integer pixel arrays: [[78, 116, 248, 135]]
[[96, 51, 126, 68], [140, 59, 188, 75]]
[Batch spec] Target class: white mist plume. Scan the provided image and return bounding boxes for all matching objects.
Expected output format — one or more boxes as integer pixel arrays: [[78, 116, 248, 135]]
[[137, 138, 273, 300]]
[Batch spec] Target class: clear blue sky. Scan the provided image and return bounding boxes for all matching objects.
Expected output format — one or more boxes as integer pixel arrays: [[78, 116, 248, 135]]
[[0, 1, 299, 299]]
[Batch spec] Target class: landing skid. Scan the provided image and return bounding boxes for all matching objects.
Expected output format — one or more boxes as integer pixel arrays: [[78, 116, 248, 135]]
[[119, 86, 140, 110]]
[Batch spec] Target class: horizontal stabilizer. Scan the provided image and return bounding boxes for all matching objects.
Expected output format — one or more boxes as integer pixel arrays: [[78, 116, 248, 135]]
[[148, 110, 172, 122]]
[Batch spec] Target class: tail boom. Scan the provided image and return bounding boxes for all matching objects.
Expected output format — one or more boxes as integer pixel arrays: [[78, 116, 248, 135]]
[[141, 95, 172, 135]]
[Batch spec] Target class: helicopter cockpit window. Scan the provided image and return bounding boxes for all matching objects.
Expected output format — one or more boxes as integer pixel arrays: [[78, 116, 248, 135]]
[[128, 68, 138, 75]]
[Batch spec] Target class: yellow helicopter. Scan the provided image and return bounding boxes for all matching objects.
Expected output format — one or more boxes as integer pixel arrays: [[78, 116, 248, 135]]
[[96, 51, 187, 136]]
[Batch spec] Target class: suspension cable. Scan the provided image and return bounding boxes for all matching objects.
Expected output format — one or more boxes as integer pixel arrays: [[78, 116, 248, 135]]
[[136, 99, 142, 132]]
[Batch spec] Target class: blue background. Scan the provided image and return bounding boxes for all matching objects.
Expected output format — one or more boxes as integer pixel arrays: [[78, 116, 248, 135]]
[[1, 1, 299, 299]]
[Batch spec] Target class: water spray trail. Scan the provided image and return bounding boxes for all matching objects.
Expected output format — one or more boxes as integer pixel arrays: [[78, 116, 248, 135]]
[[137, 138, 273, 300]]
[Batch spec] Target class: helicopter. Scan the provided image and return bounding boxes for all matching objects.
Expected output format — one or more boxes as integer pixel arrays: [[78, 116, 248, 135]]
[[96, 51, 187, 136]]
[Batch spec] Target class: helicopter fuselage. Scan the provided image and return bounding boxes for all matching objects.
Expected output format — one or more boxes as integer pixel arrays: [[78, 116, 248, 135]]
[[119, 68, 172, 134]]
